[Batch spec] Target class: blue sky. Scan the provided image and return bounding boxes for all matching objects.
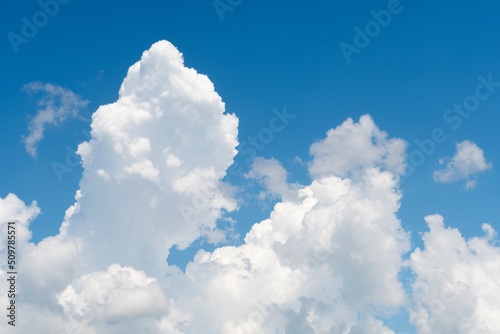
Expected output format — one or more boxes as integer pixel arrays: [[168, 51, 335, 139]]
[[1, 1, 500, 333]]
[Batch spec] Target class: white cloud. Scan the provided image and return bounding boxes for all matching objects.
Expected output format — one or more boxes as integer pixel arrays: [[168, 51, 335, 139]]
[[128, 137, 151, 157], [245, 157, 298, 200], [168, 165, 411, 333], [163, 116, 411, 333], [410, 214, 500, 333], [3, 45, 411, 334], [309, 114, 407, 179], [21, 236, 80, 305], [22, 82, 89, 157], [60, 40, 239, 278], [434, 140, 492, 190], [4, 40, 500, 334], [0, 193, 40, 227], [0, 194, 80, 333], [164, 148, 183, 167], [96, 169, 110, 180], [58, 264, 169, 326], [1, 40, 239, 334], [56, 40, 238, 280], [124, 159, 160, 182], [0, 193, 40, 257]]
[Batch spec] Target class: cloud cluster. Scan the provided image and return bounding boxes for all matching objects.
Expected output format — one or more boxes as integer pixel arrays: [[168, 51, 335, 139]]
[[434, 140, 492, 190], [2, 40, 499, 333], [22, 82, 89, 157], [3, 40, 240, 333], [410, 215, 500, 333], [169, 165, 410, 333]]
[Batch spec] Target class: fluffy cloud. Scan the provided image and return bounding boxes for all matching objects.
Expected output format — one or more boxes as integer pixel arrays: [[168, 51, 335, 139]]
[[410, 214, 500, 333], [0, 193, 40, 227], [308, 114, 407, 178], [0, 193, 41, 276], [168, 165, 410, 333], [66, 40, 239, 276], [161, 116, 411, 333], [434, 140, 492, 190], [3, 40, 499, 334], [2, 40, 239, 333], [22, 82, 89, 157], [58, 264, 170, 333], [245, 157, 298, 200], [0, 194, 79, 333], [0, 193, 40, 260]]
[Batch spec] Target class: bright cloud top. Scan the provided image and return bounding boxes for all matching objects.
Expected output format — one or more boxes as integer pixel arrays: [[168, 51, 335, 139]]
[[65, 40, 240, 276], [1, 40, 500, 334], [22, 82, 89, 157], [308, 114, 407, 178], [434, 140, 492, 190]]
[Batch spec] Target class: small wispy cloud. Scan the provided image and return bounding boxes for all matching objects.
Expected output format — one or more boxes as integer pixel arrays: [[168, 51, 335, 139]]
[[434, 140, 492, 190], [22, 82, 89, 158], [245, 157, 296, 200]]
